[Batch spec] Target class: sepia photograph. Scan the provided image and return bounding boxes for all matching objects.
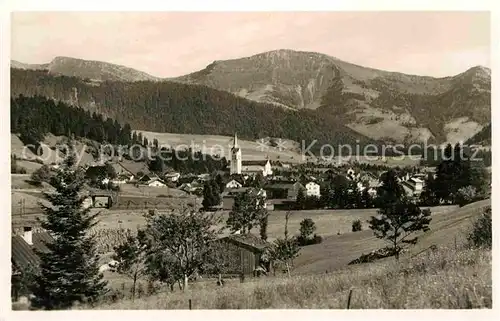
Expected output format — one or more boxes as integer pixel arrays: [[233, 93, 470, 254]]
[[2, 6, 493, 313]]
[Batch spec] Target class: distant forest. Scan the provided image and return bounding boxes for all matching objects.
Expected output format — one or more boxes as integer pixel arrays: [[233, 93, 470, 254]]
[[11, 95, 133, 148]]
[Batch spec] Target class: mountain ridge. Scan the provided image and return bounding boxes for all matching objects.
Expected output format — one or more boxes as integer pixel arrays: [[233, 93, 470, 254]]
[[10, 49, 491, 145]]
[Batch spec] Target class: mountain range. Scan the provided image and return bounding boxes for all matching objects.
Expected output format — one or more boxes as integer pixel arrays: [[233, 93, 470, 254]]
[[10, 50, 491, 146]]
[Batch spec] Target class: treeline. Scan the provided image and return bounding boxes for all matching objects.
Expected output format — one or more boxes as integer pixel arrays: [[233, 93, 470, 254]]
[[420, 144, 489, 206], [11, 95, 132, 148], [11, 68, 377, 153], [420, 146, 491, 167]]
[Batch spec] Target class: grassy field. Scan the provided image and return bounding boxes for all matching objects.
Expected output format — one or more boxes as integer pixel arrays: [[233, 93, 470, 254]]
[[85, 245, 491, 309], [136, 131, 305, 163], [11, 133, 95, 167], [292, 200, 489, 274]]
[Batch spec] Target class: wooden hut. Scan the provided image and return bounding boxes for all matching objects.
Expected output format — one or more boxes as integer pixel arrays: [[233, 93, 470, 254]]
[[215, 233, 271, 276]]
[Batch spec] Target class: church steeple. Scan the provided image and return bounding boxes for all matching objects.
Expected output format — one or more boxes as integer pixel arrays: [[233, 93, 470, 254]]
[[233, 133, 238, 148], [230, 132, 242, 175]]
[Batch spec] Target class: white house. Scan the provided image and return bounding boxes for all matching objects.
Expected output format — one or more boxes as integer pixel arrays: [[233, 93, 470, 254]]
[[147, 178, 166, 187], [305, 181, 321, 198], [401, 177, 424, 197], [164, 172, 181, 182], [225, 179, 243, 189]]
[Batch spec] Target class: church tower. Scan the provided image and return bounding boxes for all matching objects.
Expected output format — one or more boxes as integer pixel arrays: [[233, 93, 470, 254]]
[[230, 133, 242, 175]]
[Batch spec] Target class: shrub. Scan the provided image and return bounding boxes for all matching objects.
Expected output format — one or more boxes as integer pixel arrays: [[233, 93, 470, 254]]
[[30, 164, 52, 186], [352, 219, 362, 232], [456, 185, 478, 207], [467, 207, 491, 249], [299, 218, 316, 239], [296, 234, 322, 246]]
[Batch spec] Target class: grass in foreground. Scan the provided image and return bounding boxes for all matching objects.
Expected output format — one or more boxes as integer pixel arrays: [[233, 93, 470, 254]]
[[85, 246, 491, 309]]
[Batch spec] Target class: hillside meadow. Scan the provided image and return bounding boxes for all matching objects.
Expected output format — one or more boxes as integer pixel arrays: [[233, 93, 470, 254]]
[[84, 246, 491, 309]]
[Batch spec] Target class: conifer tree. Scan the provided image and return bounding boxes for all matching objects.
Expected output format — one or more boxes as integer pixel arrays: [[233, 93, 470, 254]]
[[30, 143, 108, 310]]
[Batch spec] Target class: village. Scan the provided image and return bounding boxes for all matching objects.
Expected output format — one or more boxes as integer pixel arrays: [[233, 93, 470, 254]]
[[11, 131, 473, 305]]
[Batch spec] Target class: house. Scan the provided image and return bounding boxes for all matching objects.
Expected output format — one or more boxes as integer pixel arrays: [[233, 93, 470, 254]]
[[197, 173, 211, 181], [146, 177, 167, 187], [111, 174, 130, 185], [241, 160, 273, 177], [164, 172, 181, 182], [110, 162, 136, 181], [11, 227, 54, 301], [401, 177, 425, 198], [226, 179, 243, 189], [264, 182, 305, 200], [305, 181, 321, 198], [179, 182, 203, 194], [215, 233, 272, 276], [136, 174, 166, 187]]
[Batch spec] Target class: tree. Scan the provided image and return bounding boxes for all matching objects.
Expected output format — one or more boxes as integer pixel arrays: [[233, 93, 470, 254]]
[[456, 185, 478, 207], [11, 154, 27, 174], [30, 144, 108, 309], [299, 218, 316, 240], [143, 208, 223, 290], [296, 188, 306, 210], [361, 188, 373, 208], [376, 169, 405, 205], [113, 229, 148, 301], [467, 206, 491, 249], [352, 219, 362, 232], [420, 173, 439, 205], [215, 174, 225, 194], [259, 213, 269, 241], [226, 188, 268, 234], [368, 198, 432, 260], [266, 211, 300, 277], [30, 165, 52, 186], [251, 172, 266, 189], [202, 179, 221, 210]]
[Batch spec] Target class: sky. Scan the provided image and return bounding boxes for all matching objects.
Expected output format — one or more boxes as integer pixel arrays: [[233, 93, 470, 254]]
[[10, 11, 490, 78]]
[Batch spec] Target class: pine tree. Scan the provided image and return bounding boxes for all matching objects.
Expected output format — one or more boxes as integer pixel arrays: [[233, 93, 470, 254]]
[[215, 174, 225, 194], [30, 144, 108, 309], [296, 188, 306, 210], [202, 180, 221, 210]]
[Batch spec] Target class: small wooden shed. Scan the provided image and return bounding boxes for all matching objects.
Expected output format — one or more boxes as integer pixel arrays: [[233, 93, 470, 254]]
[[216, 233, 271, 276]]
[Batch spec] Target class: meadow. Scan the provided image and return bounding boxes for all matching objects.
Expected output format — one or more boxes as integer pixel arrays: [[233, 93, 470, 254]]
[[86, 245, 491, 309]]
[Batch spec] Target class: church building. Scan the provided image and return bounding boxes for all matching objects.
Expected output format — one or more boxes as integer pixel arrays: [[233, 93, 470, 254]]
[[230, 133, 273, 177]]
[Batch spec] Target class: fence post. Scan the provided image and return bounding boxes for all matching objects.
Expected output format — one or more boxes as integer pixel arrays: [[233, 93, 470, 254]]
[[189, 299, 192, 310], [346, 289, 353, 309]]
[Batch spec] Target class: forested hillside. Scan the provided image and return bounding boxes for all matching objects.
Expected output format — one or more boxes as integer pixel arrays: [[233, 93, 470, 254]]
[[11, 95, 133, 148], [10, 68, 376, 152]]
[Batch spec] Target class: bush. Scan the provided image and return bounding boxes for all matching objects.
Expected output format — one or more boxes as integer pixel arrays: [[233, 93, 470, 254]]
[[299, 218, 316, 239], [296, 234, 323, 246], [456, 185, 478, 207], [352, 219, 362, 232], [30, 164, 52, 186], [467, 207, 492, 249]]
